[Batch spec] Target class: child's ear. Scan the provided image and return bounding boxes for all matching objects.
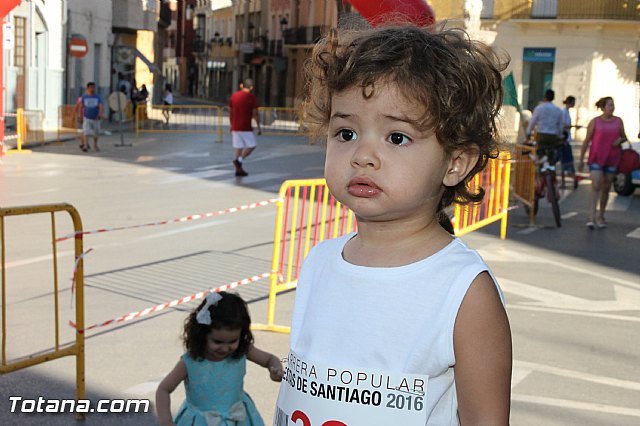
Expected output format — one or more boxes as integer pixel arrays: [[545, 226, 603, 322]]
[[443, 148, 480, 187]]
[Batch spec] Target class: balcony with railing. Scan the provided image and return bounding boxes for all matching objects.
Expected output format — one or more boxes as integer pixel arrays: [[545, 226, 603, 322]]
[[490, 0, 640, 21], [283, 25, 329, 46], [112, 0, 158, 31]]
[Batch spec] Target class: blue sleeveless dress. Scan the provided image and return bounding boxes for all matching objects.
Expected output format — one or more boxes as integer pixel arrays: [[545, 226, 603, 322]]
[[174, 353, 265, 426]]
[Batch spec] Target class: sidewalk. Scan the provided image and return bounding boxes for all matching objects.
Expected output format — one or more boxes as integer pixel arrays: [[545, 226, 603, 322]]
[[2, 93, 225, 154]]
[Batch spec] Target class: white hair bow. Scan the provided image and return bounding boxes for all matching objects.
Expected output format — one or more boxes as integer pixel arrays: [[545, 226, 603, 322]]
[[196, 292, 223, 325]]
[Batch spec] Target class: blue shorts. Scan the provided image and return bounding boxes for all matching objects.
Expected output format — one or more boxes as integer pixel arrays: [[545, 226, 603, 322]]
[[588, 163, 618, 174]]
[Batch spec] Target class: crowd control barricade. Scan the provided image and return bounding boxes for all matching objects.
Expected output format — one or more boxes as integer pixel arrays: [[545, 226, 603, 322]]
[[252, 179, 357, 333], [453, 151, 512, 239], [6, 108, 44, 154], [511, 144, 537, 226], [0, 203, 86, 420], [258, 106, 306, 136], [136, 105, 223, 143], [57, 104, 82, 144]]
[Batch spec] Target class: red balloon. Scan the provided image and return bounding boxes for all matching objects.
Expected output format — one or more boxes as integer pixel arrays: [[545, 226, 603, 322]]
[[345, 0, 436, 27]]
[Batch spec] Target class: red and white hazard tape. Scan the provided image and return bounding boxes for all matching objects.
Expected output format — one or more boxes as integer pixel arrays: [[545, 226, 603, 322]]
[[70, 248, 94, 304], [56, 198, 280, 243], [3, 134, 19, 141], [69, 272, 270, 333]]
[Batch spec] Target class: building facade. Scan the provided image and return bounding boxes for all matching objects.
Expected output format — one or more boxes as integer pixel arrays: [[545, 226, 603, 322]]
[[191, 0, 235, 103], [2, 0, 166, 131], [162, 0, 197, 96], [430, 0, 640, 140], [4, 0, 66, 129], [66, 0, 113, 104], [5, 0, 629, 139]]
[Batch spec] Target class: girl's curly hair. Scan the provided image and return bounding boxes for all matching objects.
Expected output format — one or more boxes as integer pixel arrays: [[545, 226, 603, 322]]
[[303, 23, 510, 208], [182, 291, 253, 360]]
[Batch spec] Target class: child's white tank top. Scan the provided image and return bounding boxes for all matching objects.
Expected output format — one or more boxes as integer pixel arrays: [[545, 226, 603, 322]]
[[288, 233, 504, 425]]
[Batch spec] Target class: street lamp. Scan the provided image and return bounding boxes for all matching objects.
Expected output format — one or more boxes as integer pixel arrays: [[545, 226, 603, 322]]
[[213, 31, 223, 46]]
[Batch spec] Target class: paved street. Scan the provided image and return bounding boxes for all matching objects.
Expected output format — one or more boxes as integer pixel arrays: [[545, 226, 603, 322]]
[[0, 128, 638, 425]]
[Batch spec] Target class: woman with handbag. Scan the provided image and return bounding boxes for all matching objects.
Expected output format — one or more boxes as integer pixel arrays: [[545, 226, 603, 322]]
[[579, 96, 629, 229]]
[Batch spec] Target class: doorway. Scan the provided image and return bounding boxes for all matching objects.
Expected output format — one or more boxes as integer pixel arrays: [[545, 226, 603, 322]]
[[522, 47, 555, 111]]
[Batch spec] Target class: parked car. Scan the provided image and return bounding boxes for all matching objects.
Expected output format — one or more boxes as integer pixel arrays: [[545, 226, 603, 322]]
[[613, 142, 640, 196]]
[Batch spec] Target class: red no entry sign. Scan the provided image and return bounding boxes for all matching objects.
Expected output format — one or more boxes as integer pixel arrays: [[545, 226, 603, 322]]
[[68, 36, 88, 58]]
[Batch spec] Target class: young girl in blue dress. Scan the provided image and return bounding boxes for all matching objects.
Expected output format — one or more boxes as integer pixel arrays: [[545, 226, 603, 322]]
[[156, 291, 283, 426]]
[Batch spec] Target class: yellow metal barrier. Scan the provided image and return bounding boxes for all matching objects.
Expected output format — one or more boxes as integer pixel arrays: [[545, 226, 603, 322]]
[[511, 144, 537, 226], [453, 151, 512, 239], [258, 106, 306, 136], [252, 178, 357, 333], [0, 203, 85, 420], [136, 105, 224, 143], [6, 108, 46, 154]]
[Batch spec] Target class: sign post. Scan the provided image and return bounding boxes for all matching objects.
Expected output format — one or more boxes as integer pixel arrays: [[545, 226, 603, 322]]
[[0, 0, 22, 159], [108, 90, 131, 147]]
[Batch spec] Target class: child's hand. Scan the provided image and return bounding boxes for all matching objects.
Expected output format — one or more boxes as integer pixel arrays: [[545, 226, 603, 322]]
[[268, 356, 284, 382]]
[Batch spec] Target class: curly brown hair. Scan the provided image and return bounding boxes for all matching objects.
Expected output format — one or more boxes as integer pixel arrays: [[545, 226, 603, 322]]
[[182, 291, 253, 360], [303, 23, 509, 208]]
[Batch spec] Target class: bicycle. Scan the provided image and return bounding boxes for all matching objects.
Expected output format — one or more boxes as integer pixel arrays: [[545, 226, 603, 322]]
[[523, 142, 562, 227]]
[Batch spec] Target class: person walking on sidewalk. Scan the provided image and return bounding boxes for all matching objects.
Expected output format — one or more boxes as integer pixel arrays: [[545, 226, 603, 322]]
[[162, 84, 173, 126], [73, 82, 104, 152], [526, 89, 564, 166], [229, 78, 261, 177]]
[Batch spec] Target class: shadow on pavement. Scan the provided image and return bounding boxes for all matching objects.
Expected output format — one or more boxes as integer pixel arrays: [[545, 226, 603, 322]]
[[0, 369, 158, 425]]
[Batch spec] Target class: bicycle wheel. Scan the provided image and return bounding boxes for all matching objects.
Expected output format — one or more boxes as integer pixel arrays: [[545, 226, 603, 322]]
[[544, 173, 561, 227]]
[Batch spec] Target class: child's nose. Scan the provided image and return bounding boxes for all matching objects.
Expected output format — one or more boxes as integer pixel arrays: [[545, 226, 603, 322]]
[[350, 137, 380, 169]]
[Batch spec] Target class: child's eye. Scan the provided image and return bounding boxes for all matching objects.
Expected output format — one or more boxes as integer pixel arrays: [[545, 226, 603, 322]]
[[389, 132, 411, 146], [336, 128, 358, 142]]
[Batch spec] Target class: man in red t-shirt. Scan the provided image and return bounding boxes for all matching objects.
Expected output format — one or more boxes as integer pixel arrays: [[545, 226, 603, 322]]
[[229, 78, 262, 176]]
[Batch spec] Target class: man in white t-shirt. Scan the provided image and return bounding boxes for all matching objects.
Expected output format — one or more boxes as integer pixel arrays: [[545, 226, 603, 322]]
[[526, 89, 564, 165]]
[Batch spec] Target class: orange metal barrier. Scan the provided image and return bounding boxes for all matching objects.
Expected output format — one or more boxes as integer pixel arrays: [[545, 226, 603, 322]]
[[57, 104, 82, 144], [136, 105, 223, 143], [252, 179, 357, 333], [0, 203, 86, 420], [511, 144, 537, 226], [453, 151, 512, 239]]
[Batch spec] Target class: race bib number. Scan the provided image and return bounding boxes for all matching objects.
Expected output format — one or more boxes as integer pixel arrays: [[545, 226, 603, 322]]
[[274, 351, 428, 426]]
